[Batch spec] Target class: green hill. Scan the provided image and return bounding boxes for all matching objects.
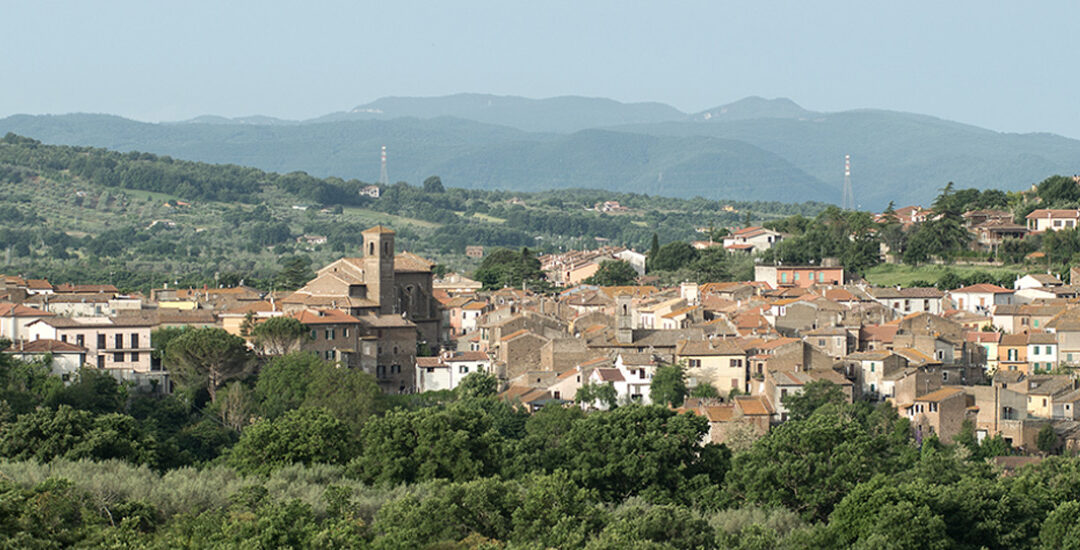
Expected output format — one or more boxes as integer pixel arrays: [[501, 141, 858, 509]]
[[0, 134, 826, 291]]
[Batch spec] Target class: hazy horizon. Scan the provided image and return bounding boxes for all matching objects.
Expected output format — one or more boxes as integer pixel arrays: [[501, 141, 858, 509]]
[[3, 1, 1078, 138]]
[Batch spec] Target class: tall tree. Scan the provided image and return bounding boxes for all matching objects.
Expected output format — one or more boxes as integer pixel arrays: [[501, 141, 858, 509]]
[[583, 260, 638, 286], [250, 316, 308, 356], [165, 327, 252, 402], [650, 363, 688, 407]]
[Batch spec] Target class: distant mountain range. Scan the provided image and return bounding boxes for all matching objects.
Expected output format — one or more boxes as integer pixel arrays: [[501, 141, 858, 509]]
[[2, 94, 1077, 208]]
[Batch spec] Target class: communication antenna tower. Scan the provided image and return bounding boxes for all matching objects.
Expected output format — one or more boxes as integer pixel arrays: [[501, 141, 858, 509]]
[[841, 154, 855, 210], [378, 145, 389, 186]]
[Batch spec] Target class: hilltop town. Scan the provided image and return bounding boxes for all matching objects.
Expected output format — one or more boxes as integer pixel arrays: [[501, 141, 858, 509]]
[[8, 191, 1080, 455]]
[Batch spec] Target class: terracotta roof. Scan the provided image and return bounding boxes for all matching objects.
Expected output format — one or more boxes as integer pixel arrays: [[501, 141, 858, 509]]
[[25, 279, 53, 290], [220, 301, 279, 315], [31, 316, 156, 328], [894, 347, 938, 365], [1000, 333, 1028, 346], [416, 356, 445, 368], [394, 252, 434, 273], [0, 303, 54, 318], [676, 338, 744, 357], [358, 314, 417, 329], [1027, 273, 1064, 285], [594, 368, 625, 382], [1027, 332, 1057, 345], [861, 324, 898, 343], [462, 302, 488, 311], [291, 309, 361, 325], [735, 396, 773, 416], [702, 404, 736, 422], [1026, 209, 1080, 220], [915, 387, 965, 402], [362, 225, 396, 234], [55, 283, 119, 294], [4, 339, 86, 353], [952, 284, 1013, 294], [966, 331, 1001, 344]]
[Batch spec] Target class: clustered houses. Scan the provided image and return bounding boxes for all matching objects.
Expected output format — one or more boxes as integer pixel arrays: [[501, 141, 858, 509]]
[[416, 263, 1080, 452], [11, 218, 1080, 452], [0, 225, 444, 395], [539, 246, 647, 287]]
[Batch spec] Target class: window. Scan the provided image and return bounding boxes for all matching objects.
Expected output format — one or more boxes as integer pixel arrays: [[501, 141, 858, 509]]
[[870, 383, 876, 393], [819, 272, 825, 283], [924, 299, 930, 310], [343, 328, 349, 338], [794, 272, 800, 281], [131, 333, 139, 348], [61, 335, 67, 343], [781, 273, 788, 283], [1047, 346, 1053, 355], [688, 359, 701, 368], [1043, 398, 1048, 407], [97, 334, 105, 348], [818, 339, 826, 347], [780, 389, 788, 398], [553, 391, 561, 399], [1034, 320, 1040, 328], [310, 330, 317, 340], [97, 356, 104, 369], [113, 352, 123, 362], [426, 367, 434, 373], [376, 365, 386, 378], [730, 359, 743, 368], [130, 352, 139, 362], [459, 365, 469, 374], [76, 334, 84, 346], [326, 329, 334, 340], [115, 334, 123, 349], [942, 371, 949, 381], [870, 363, 875, 373]]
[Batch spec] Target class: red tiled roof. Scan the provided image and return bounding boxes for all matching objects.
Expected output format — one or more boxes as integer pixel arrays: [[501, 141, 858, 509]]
[[952, 284, 1014, 294], [0, 303, 54, 318], [594, 368, 625, 382], [290, 309, 361, 325], [4, 339, 86, 353], [1025, 209, 1080, 220]]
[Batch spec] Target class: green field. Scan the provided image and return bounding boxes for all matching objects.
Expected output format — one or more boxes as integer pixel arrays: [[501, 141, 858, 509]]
[[341, 207, 443, 228], [863, 263, 1027, 287]]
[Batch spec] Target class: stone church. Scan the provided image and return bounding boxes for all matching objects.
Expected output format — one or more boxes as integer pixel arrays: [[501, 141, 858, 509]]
[[281, 225, 441, 392]]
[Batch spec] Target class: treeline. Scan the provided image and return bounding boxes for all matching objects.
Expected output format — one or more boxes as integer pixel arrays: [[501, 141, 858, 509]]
[[3, 341, 1080, 548]]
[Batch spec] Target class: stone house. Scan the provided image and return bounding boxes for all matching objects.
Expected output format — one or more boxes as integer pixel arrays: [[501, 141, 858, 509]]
[[677, 338, 747, 394], [904, 387, 971, 444]]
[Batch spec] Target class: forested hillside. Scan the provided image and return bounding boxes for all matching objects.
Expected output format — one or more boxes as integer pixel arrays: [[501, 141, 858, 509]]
[[4, 94, 1079, 208], [0, 134, 824, 291]]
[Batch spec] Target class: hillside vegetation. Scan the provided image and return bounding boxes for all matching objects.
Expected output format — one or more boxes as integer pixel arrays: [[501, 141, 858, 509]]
[[0, 134, 823, 291]]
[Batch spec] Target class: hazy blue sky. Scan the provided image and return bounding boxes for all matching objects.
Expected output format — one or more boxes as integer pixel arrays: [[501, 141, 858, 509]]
[[3, 1, 1078, 137]]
